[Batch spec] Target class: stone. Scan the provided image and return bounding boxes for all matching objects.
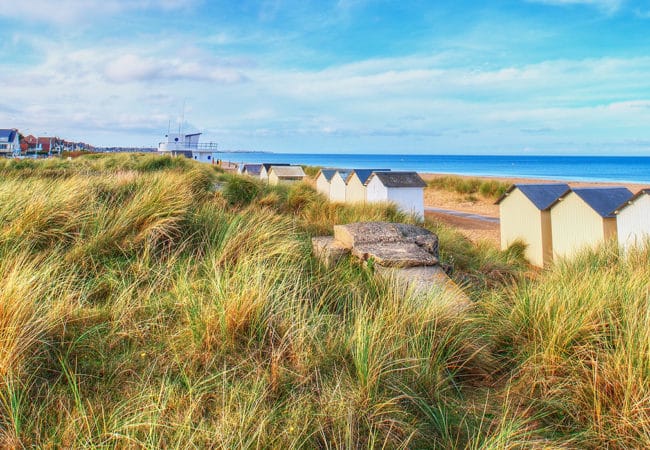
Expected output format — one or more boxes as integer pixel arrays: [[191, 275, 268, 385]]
[[352, 242, 439, 267], [333, 222, 404, 248], [311, 236, 349, 267], [374, 265, 470, 307]]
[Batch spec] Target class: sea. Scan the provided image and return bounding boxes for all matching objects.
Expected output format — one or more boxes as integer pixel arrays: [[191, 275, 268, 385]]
[[220, 153, 650, 184]]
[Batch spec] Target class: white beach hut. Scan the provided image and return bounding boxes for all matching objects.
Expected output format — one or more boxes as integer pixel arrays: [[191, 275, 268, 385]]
[[365, 171, 427, 217], [549, 187, 633, 259], [496, 183, 569, 267], [613, 189, 650, 251], [330, 170, 353, 203]]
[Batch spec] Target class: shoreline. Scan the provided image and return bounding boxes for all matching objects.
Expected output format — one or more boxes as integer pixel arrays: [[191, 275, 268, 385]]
[[419, 172, 649, 193]]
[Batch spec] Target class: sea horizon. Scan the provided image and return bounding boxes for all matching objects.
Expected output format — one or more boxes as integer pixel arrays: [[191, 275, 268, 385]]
[[217, 152, 650, 184]]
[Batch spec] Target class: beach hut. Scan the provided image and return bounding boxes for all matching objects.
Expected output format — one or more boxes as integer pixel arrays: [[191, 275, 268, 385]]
[[345, 169, 391, 204], [315, 169, 341, 198], [365, 171, 427, 217], [330, 170, 353, 203], [268, 166, 306, 186], [549, 187, 633, 259], [613, 189, 650, 251], [241, 164, 262, 177], [496, 183, 569, 267], [260, 163, 290, 181]]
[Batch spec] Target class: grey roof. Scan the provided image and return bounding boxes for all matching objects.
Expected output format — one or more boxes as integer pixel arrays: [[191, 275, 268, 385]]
[[318, 168, 343, 181], [366, 171, 426, 188], [496, 183, 570, 210], [262, 163, 290, 171], [346, 169, 391, 184], [0, 129, 17, 142], [552, 187, 633, 218], [612, 188, 650, 214], [269, 165, 306, 178], [242, 164, 262, 175]]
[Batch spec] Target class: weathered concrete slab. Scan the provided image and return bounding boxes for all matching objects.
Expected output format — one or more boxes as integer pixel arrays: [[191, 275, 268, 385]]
[[352, 242, 439, 267], [334, 222, 404, 248], [311, 236, 349, 267], [334, 222, 438, 258], [375, 265, 470, 308]]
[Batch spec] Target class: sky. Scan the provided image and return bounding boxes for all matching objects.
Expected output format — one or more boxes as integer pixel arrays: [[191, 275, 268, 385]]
[[1, 0, 650, 155]]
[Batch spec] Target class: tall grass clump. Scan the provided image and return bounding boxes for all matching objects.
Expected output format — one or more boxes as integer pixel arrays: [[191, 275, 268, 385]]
[[483, 243, 650, 447], [428, 175, 509, 199]]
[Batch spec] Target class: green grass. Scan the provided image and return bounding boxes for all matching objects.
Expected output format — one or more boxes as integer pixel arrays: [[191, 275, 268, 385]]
[[428, 175, 509, 199], [0, 153, 647, 448]]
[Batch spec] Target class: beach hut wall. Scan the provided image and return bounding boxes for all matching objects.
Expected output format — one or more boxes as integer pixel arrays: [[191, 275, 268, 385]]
[[549, 187, 633, 259], [614, 189, 650, 251], [345, 169, 391, 204], [496, 183, 569, 267], [268, 165, 306, 186]]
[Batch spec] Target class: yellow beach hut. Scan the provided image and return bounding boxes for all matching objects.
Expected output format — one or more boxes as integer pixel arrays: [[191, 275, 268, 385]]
[[496, 183, 569, 267], [345, 169, 391, 204], [268, 166, 306, 186], [549, 187, 632, 259], [315, 169, 341, 198]]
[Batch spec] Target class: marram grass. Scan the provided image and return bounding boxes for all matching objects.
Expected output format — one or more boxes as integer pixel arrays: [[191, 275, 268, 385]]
[[0, 153, 647, 448]]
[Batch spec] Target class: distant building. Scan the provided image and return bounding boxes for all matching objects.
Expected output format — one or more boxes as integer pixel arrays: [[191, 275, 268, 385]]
[[549, 187, 633, 259], [345, 169, 391, 204], [613, 189, 650, 252], [365, 171, 427, 217], [158, 132, 218, 163], [0, 129, 20, 156], [315, 169, 341, 198], [241, 164, 263, 177], [20, 135, 41, 154], [329, 170, 353, 203], [268, 166, 306, 186], [496, 183, 569, 267], [260, 163, 290, 181]]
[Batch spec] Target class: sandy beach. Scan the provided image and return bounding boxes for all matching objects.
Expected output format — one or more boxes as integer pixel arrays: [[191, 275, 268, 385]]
[[421, 172, 649, 246]]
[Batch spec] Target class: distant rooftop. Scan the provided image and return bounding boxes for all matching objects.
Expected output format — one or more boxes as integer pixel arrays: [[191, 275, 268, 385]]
[[496, 183, 570, 210], [262, 163, 290, 171], [269, 166, 306, 178], [0, 129, 17, 142], [318, 168, 342, 181], [347, 169, 391, 184], [366, 171, 426, 188]]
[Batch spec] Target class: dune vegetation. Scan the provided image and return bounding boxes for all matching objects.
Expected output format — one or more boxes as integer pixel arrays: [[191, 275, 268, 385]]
[[427, 176, 509, 200], [0, 153, 648, 448]]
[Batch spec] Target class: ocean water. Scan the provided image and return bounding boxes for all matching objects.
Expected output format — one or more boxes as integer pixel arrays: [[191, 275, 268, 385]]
[[220, 153, 650, 184]]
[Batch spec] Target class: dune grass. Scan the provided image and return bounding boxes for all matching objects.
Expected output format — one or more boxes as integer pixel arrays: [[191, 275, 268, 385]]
[[0, 153, 647, 448], [427, 175, 509, 200]]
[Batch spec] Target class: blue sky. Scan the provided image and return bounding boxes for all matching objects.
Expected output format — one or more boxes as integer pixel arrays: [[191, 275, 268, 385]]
[[1, 0, 650, 154]]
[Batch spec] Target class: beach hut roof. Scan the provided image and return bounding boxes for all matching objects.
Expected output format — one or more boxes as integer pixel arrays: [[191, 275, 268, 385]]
[[550, 187, 633, 218], [334, 169, 353, 182], [346, 169, 391, 184], [269, 166, 306, 178], [262, 163, 290, 171], [612, 188, 650, 215], [366, 171, 426, 188], [496, 183, 570, 210], [317, 168, 343, 182], [242, 164, 262, 175]]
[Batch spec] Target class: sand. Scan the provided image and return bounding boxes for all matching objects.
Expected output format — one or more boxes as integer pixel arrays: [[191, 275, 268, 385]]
[[421, 172, 649, 247]]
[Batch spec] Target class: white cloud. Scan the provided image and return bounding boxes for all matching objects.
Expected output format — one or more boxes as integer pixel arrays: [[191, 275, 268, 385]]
[[103, 54, 247, 84], [0, 0, 197, 24]]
